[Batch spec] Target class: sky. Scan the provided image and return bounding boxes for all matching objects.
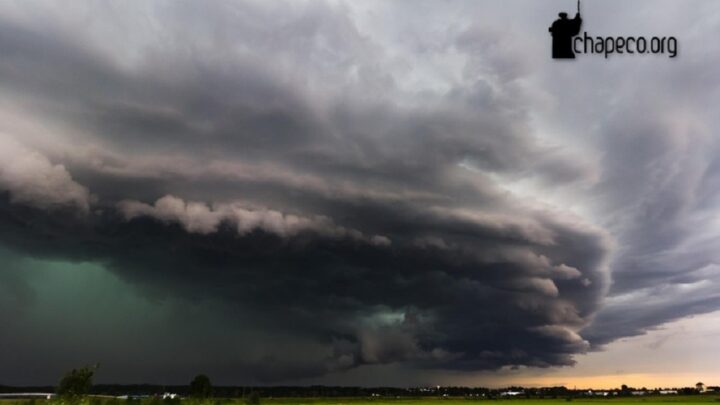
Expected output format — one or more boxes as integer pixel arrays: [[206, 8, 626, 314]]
[[1, 0, 720, 388]]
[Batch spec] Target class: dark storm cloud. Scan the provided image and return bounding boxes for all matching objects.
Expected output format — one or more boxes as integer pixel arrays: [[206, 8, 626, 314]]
[[577, 48, 720, 346], [3, 0, 719, 384], [0, 186, 610, 380], [0, 0, 616, 382]]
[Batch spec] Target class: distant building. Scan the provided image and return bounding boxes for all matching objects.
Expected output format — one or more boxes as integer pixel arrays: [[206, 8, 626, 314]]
[[0, 393, 55, 400], [658, 390, 678, 395]]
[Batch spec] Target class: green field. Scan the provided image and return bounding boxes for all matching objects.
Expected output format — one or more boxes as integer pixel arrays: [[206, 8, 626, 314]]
[[4, 397, 720, 405]]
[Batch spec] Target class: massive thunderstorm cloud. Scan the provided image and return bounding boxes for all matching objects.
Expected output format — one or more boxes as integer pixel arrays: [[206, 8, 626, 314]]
[[1, 0, 720, 385]]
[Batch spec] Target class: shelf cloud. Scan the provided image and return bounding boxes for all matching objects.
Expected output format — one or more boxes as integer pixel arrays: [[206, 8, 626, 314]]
[[1, 0, 719, 385]]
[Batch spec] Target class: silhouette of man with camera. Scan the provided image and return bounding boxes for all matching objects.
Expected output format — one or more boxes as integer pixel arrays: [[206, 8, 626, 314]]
[[549, 2, 582, 59]]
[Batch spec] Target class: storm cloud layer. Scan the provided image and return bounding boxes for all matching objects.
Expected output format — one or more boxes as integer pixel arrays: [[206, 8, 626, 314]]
[[0, 0, 719, 385]]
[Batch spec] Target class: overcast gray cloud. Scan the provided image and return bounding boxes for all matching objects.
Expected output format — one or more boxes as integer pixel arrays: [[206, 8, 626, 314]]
[[0, 0, 719, 385]]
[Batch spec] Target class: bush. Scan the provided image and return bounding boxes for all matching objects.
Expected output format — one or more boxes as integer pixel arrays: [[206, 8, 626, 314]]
[[245, 391, 261, 405]]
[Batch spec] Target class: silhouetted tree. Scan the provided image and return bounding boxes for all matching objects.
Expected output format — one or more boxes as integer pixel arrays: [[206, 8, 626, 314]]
[[245, 391, 261, 405], [57, 365, 98, 398], [189, 374, 213, 398]]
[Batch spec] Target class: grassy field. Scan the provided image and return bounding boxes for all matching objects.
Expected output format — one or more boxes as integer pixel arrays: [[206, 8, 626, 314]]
[[3, 397, 720, 405]]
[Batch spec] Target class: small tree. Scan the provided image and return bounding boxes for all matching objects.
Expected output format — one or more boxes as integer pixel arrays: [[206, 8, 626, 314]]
[[57, 365, 98, 398], [189, 374, 213, 398], [245, 391, 261, 405]]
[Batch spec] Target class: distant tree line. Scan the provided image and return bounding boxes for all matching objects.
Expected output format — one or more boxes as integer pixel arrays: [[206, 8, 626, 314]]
[[0, 383, 714, 397], [0, 368, 716, 400]]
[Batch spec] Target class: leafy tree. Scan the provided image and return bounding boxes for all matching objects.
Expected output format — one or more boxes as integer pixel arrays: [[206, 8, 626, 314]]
[[57, 365, 98, 398], [245, 391, 261, 405], [189, 374, 213, 398]]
